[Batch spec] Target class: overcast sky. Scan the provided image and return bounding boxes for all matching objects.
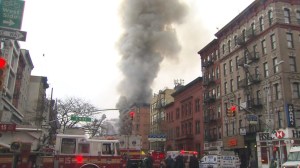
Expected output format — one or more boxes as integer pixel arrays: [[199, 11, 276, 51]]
[[20, 0, 253, 119]]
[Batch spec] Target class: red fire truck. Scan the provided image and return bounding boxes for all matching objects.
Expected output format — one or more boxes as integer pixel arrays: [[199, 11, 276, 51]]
[[0, 134, 127, 168], [41, 134, 126, 168]]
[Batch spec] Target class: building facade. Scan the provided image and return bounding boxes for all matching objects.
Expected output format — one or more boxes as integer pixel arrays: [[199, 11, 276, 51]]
[[130, 103, 150, 151], [198, 39, 224, 153], [199, 0, 300, 167], [149, 88, 175, 151], [165, 77, 204, 156]]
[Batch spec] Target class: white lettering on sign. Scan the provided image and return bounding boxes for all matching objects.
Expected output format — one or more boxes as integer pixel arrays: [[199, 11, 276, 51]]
[[288, 104, 295, 127]]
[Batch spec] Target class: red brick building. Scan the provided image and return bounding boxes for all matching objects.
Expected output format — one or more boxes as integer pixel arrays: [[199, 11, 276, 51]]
[[130, 103, 151, 151], [165, 77, 204, 156]]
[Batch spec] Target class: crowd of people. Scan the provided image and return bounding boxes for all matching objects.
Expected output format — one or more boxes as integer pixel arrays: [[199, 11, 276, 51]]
[[126, 152, 200, 168]]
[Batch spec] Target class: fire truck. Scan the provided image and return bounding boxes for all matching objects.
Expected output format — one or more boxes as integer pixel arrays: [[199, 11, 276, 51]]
[[118, 135, 145, 167], [0, 133, 127, 168]]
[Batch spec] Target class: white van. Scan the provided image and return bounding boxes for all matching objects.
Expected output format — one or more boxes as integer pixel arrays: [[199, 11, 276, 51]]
[[199, 151, 240, 168], [281, 146, 300, 168]]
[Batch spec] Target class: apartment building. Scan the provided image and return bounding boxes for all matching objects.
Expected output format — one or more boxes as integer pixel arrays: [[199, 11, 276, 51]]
[[149, 88, 175, 151], [164, 77, 204, 156], [198, 39, 224, 153], [130, 103, 150, 151], [199, 0, 300, 167], [0, 39, 28, 123]]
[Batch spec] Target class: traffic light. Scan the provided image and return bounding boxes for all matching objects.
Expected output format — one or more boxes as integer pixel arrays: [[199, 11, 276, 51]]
[[226, 108, 232, 117], [227, 105, 237, 117], [129, 111, 135, 120], [0, 57, 7, 90], [231, 105, 237, 117]]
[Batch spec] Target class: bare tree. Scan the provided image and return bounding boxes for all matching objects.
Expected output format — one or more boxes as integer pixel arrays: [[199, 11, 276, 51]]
[[84, 114, 107, 138], [56, 97, 100, 133]]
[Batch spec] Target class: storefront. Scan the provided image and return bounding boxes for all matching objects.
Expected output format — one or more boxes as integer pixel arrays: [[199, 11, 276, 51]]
[[256, 128, 300, 168]]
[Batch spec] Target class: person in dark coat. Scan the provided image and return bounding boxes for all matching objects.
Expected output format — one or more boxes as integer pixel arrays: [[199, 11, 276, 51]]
[[144, 153, 153, 168], [189, 155, 199, 168], [126, 155, 133, 168], [175, 154, 185, 168], [165, 155, 175, 168]]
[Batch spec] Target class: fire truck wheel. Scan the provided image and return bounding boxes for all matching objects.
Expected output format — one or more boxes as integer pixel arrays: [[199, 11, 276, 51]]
[[80, 165, 99, 168]]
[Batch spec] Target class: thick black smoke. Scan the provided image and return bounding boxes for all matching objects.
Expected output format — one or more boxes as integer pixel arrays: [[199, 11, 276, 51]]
[[116, 0, 187, 111]]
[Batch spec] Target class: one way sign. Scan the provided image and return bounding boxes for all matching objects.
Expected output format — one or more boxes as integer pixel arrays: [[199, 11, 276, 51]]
[[0, 27, 27, 41]]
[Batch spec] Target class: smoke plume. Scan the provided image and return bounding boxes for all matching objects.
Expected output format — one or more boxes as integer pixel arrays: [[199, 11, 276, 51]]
[[116, 0, 187, 111]]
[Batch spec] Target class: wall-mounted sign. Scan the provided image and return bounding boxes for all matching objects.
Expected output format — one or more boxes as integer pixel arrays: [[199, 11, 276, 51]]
[[285, 104, 295, 127], [228, 138, 237, 147]]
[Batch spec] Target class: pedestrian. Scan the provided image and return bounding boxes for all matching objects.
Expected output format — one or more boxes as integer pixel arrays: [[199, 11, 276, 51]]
[[126, 155, 133, 168], [189, 155, 199, 168], [144, 152, 153, 168], [165, 155, 175, 168], [175, 154, 185, 168], [248, 156, 257, 168]]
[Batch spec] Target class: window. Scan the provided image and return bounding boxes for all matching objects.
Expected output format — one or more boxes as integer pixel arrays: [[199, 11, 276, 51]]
[[223, 63, 227, 76], [251, 22, 255, 35], [176, 108, 180, 119], [222, 44, 226, 55], [289, 56, 297, 72], [273, 57, 279, 73], [234, 35, 237, 46], [195, 99, 200, 112], [228, 40, 231, 53], [263, 62, 269, 77], [218, 126, 222, 139], [284, 8, 291, 24], [253, 45, 258, 58], [229, 60, 233, 73], [217, 105, 221, 118], [235, 56, 239, 69], [61, 138, 76, 154], [268, 10, 273, 26], [224, 82, 228, 94], [230, 79, 234, 92], [274, 83, 280, 100], [259, 16, 264, 31], [261, 40, 267, 55], [271, 34, 276, 50], [297, 10, 300, 24], [217, 85, 220, 97], [287, 33, 294, 48], [242, 29, 246, 42], [237, 76, 240, 89], [195, 121, 200, 134], [216, 67, 220, 79], [292, 82, 300, 98], [78, 143, 90, 154]]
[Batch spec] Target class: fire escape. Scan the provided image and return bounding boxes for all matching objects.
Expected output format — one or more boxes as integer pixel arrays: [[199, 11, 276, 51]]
[[155, 90, 167, 133], [202, 54, 219, 142], [236, 28, 263, 125]]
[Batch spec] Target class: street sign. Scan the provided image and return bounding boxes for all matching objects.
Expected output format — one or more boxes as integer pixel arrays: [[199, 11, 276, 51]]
[[0, 27, 26, 41], [0, 0, 25, 30], [0, 123, 16, 132], [246, 114, 258, 124], [70, 115, 91, 122]]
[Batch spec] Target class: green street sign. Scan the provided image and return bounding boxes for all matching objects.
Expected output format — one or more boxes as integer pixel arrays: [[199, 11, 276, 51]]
[[0, 0, 25, 30], [71, 115, 92, 122]]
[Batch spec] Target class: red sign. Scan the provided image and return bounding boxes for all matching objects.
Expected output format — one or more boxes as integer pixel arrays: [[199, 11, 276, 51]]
[[275, 130, 285, 139], [0, 124, 16, 132], [228, 138, 237, 146]]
